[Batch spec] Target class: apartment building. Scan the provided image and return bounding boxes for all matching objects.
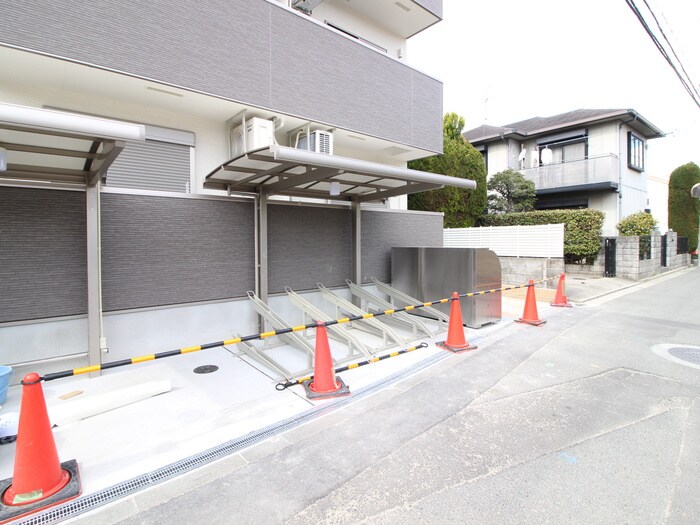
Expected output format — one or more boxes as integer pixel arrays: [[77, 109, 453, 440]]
[[464, 109, 664, 235], [0, 0, 463, 376]]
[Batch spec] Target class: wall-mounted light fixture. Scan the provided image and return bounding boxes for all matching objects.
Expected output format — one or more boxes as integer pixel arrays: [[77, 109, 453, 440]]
[[329, 181, 340, 196]]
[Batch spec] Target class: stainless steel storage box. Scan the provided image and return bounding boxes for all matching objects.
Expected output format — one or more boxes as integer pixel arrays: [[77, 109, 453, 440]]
[[391, 247, 501, 328]]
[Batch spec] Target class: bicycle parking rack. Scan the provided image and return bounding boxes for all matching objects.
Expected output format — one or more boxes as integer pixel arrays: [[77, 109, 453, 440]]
[[239, 291, 317, 380], [371, 278, 451, 324], [285, 286, 375, 359], [316, 283, 407, 348], [345, 280, 441, 338]]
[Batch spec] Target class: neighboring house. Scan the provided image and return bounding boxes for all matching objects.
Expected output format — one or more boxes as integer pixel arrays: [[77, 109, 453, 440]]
[[464, 109, 664, 235], [0, 0, 463, 376]]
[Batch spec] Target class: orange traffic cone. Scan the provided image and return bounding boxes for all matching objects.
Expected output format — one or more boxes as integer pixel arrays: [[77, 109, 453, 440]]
[[0, 373, 81, 524], [551, 273, 572, 307], [436, 292, 477, 353], [516, 279, 546, 326], [302, 322, 350, 400]]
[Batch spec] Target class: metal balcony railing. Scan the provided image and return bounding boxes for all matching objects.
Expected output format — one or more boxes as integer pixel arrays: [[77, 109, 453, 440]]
[[518, 154, 620, 192]]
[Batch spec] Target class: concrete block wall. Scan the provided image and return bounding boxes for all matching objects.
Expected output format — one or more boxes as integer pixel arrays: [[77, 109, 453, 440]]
[[498, 257, 565, 288], [665, 231, 692, 270], [566, 232, 691, 280]]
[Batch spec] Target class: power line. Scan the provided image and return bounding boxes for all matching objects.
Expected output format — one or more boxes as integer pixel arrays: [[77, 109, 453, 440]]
[[625, 0, 700, 109], [641, 0, 700, 102]]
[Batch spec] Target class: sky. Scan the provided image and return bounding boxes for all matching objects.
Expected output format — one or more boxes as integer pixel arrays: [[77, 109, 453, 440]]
[[406, 0, 700, 185]]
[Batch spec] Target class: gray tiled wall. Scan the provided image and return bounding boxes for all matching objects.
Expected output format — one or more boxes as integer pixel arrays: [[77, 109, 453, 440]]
[[0, 187, 87, 322], [1, 189, 443, 322], [100, 194, 256, 311], [361, 210, 443, 283], [268, 204, 352, 293]]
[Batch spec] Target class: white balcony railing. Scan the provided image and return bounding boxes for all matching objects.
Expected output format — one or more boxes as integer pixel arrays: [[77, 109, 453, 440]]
[[518, 154, 620, 192]]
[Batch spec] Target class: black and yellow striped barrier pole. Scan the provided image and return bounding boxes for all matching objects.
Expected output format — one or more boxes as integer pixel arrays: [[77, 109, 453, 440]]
[[274, 342, 429, 390], [39, 277, 556, 383]]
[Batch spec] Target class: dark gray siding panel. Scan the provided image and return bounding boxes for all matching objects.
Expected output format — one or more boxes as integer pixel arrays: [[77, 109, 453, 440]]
[[0, 0, 272, 109], [0, 0, 441, 152], [270, 8, 413, 148], [414, 0, 442, 18], [268, 205, 351, 293], [412, 71, 444, 153], [101, 194, 255, 311], [0, 187, 87, 322], [361, 210, 442, 283]]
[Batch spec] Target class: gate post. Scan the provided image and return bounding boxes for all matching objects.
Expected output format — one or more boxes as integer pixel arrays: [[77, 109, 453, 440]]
[[604, 237, 616, 277]]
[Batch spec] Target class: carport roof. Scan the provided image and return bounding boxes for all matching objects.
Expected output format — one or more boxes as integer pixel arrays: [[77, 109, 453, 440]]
[[0, 102, 145, 186], [204, 144, 476, 202]]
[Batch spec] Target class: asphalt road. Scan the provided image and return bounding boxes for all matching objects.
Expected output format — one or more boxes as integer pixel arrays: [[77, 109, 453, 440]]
[[77, 267, 700, 525]]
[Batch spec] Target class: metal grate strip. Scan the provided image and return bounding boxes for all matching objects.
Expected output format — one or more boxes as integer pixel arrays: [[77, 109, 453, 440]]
[[20, 347, 453, 525]]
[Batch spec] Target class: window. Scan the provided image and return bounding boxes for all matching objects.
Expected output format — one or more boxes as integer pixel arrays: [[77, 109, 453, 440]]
[[628, 132, 645, 172], [538, 130, 588, 165]]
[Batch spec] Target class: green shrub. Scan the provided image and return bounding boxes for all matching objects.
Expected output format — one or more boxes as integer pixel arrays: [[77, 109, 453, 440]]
[[479, 209, 604, 263], [616, 211, 657, 236], [668, 162, 700, 253], [408, 113, 487, 228]]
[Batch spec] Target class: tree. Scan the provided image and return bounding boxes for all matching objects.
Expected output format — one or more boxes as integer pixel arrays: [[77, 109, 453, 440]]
[[486, 169, 536, 214], [616, 211, 657, 236], [668, 162, 700, 253], [408, 113, 487, 227]]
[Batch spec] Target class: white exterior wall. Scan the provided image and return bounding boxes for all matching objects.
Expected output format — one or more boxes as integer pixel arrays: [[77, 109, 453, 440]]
[[486, 142, 509, 176], [0, 80, 227, 194], [587, 122, 618, 156], [618, 123, 648, 219], [0, 80, 415, 196], [647, 175, 669, 232], [589, 191, 620, 236]]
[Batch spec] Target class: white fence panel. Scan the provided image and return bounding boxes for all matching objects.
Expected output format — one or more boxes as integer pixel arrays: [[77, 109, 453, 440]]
[[443, 224, 564, 258]]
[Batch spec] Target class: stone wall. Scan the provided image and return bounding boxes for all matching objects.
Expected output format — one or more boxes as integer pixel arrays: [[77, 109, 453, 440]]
[[499, 257, 565, 288], [565, 231, 691, 280]]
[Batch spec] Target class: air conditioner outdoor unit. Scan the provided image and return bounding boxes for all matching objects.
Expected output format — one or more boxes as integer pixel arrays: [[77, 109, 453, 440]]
[[230, 117, 274, 158], [297, 130, 333, 155]]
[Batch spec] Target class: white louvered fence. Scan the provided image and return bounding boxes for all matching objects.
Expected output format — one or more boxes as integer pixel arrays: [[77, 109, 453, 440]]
[[443, 224, 565, 258]]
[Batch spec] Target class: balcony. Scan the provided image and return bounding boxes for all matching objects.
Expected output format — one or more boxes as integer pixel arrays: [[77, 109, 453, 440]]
[[291, 0, 441, 38], [518, 154, 620, 194]]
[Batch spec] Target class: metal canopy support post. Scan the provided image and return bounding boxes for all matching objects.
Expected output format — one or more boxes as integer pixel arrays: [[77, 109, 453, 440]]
[[256, 189, 269, 332], [352, 200, 361, 306], [86, 180, 103, 376]]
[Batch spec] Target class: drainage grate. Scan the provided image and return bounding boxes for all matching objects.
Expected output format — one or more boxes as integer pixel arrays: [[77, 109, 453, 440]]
[[21, 345, 453, 525], [668, 346, 700, 365]]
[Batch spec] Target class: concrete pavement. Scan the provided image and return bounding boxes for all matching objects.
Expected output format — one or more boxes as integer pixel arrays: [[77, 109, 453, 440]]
[[67, 267, 699, 525]]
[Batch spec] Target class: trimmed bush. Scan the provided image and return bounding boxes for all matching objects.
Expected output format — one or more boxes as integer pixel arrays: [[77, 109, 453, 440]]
[[479, 209, 604, 263], [616, 211, 657, 236]]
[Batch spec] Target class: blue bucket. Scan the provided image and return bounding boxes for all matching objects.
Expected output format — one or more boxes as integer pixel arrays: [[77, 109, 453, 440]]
[[0, 366, 13, 405]]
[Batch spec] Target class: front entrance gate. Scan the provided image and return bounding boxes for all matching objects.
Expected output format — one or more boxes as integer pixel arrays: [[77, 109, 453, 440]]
[[604, 237, 616, 277], [661, 234, 667, 267]]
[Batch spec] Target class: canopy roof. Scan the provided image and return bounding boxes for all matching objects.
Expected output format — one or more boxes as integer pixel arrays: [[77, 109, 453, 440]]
[[204, 144, 476, 202], [0, 103, 145, 186]]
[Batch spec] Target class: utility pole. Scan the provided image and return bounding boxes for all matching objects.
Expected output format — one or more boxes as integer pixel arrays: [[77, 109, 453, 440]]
[[692, 183, 700, 266]]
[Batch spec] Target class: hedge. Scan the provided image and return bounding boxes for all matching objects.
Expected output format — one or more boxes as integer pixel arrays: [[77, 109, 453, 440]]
[[668, 162, 700, 253], [478, 209, 605, 262]]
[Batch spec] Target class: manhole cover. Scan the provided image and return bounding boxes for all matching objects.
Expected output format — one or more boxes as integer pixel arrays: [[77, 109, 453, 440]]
[[652, 344, 700, 370], [668, 346, 700, 365], [193, 365, 219, 374]]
